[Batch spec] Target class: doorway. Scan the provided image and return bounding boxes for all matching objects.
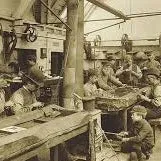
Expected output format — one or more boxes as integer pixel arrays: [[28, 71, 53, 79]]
[[51, 52, 64, 106], [51, 52, 64, 76]]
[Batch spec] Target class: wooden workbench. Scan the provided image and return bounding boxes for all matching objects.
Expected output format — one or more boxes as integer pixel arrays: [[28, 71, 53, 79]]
[[0, 105, 101, 161], [96, 86, 151, 130]]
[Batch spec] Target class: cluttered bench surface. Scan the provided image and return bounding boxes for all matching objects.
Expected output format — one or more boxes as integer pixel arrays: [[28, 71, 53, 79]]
[[96, 86, 151, 112], [95, 86, 151, 131]]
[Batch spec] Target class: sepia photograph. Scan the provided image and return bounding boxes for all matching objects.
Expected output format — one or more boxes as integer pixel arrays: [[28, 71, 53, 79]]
[[0, 0, 161, 161]]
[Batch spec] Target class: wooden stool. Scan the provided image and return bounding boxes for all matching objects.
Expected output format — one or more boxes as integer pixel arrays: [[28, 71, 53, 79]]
[[149, 118, 161, 143]]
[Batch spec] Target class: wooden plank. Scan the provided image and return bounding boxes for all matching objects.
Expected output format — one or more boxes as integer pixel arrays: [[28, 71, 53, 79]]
[[0, 111, 90, 160], [87, 0, 128, 20], [6, 149, 38, 161], [149, 118, 161, 125], [0, 105, 56, 129], [48, 125, 88, 148]]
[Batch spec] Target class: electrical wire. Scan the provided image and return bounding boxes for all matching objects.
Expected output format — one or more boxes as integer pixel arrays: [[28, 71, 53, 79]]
[[85, 11, 161, 22], [85, 21, 125, 35], [87, 38, 159, 42], [84, 11, 161, 35]]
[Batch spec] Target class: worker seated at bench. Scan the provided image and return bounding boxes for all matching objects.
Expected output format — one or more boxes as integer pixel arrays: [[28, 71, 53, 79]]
[[97, 58, 125, 93], [4, 66, 45, 116], [84, 69, 104, 97], [138, 68, 161, 119], [119, 105, 154, 161], [116, 55, 142, 87]]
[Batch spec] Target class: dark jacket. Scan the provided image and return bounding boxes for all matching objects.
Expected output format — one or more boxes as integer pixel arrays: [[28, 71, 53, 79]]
[[128, 119, 154, 147], [118, 64, 140, 86]]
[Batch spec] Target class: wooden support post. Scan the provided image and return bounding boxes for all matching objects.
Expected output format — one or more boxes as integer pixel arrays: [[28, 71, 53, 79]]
[[53, 146, 59, 161], [63, 0, 79, 109], [122, 109, 128, 131], [88, 119, 96, 161], [37, 144, 50, 161], [75, 0, 84, 97], [159, 34, 161, 56]]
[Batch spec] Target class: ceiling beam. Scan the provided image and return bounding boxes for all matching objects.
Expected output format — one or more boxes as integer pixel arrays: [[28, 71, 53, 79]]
[[86, 0, 128, 20], [13, 0, 36, 18]]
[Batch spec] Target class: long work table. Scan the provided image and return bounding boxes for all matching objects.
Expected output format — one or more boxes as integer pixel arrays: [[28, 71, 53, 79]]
[[0, 104, 101, 161], [95, 86, 151, 131]]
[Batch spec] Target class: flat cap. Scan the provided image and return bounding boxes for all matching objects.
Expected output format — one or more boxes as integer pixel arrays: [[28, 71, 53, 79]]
[[134, 51, 148, 60], [146, 68, 160, 78], [131, 105, 147, 115]]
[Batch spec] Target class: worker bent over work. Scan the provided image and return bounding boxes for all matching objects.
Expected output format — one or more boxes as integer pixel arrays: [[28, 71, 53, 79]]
[[5, 66, 45, 116], [120, 105, 154, 161], [138, 68, 161, 119]]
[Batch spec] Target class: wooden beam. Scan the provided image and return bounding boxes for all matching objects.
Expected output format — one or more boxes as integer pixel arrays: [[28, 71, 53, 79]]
[[13, 0, 36, 18], [86, 0, 128, 20]]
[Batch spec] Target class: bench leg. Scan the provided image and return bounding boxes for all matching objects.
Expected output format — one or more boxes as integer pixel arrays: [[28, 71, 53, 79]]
[[152, 125, 156, 144], [122, 109, 127, 131]]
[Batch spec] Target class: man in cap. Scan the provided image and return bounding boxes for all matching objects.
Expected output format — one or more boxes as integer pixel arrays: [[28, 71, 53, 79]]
[[133, 52, 148, 69], [138, 68, 161, 119], [5, 66, 45, 115], [144, 52, 161, 70], [116, 55, 142, 86], [97, 56, 125, 91], [133, 52, 149, 85], [120, 105, 154, 161], [84, 69, 98, 97]]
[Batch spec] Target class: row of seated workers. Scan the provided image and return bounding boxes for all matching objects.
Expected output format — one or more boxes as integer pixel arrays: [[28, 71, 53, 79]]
[[0, 55, 47, 117], [84, 51, 161, 161]]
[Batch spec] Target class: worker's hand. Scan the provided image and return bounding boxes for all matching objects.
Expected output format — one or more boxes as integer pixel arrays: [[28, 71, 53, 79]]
[[119, 131, 128, 137], [122, 84, 127, 87], [137, 94, 151, 102], [124, 68, 131, 72], [95, 88, 104, 96], [138, 94, 147, 100], [142, 67, 148, 70], [122, 138, 130, 142], [31, 102, 44, 109], [137, 94, 146, 100]]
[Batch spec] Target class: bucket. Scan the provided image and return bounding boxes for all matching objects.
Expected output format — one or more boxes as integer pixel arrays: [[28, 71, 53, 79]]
[[82, 97, 96, 111]]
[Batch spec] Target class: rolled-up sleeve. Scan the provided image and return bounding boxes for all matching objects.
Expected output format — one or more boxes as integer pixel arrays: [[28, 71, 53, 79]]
[[97, 75, 112, 91], [10, 93, 25, 114], [136, 66, 142, 79], [152, 85, 161, 107]]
